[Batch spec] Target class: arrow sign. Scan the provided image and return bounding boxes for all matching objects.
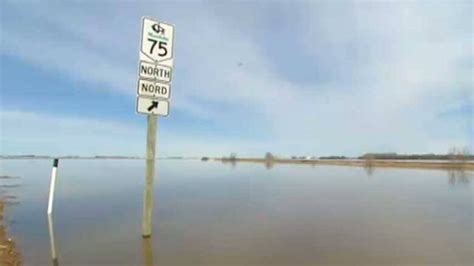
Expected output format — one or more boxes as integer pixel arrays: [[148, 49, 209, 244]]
[[147, 101, 158, 111], [137, 96, 169, 116]]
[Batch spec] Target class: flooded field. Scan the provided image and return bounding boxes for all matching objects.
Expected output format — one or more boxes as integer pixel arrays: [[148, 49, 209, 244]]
[[0, 159, 472, 265]]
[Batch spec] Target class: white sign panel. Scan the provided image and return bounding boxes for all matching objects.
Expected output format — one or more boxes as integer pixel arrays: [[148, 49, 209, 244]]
[[137, 17, 174, 116], [138, 61, 172, 82], [138, 79, 170, 99], [136, 96, 169, 116], [140, 17, 174, 67]]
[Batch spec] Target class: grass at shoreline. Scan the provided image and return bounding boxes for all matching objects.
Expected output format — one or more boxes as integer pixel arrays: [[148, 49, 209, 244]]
[[0, 200, 22, 265]]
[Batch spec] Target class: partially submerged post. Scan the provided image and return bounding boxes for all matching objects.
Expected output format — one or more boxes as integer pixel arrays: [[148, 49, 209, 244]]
[[142, 115, 157, 237], [136, 17, 175, 237], [47, 158, 60, 264], [47, 159, 59, 215]]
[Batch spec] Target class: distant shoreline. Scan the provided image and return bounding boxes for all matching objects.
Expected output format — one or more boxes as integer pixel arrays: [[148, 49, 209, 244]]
[[2, 156, 473, 171], [214, 158, 474, 171]]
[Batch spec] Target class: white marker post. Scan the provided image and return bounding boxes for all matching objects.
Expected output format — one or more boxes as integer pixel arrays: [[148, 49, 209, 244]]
[[137, 17, 175, 237], [47, 158, 59, 215]]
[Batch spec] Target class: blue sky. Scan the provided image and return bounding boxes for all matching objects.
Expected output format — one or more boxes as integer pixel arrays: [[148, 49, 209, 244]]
[[0, 1, 472, 157]]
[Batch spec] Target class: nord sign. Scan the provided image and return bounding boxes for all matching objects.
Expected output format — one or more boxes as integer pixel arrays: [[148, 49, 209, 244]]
[[137, 79, 170, 99]]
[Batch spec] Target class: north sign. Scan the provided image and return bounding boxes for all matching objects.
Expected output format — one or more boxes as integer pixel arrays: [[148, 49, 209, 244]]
[[138, 61, 172, 83]]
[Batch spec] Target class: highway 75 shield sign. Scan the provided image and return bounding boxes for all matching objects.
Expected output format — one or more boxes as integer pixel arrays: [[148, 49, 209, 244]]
[[140, 17, 174, 65]]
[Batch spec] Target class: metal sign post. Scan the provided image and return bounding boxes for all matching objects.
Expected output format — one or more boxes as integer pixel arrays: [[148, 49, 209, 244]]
[[137, 16, 175, 237]]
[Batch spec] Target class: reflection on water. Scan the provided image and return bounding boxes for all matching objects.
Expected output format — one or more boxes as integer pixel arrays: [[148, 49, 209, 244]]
[[142, 238, 154, 266], [47, 215, 59, 266], [45, 214, 153, 266], [447, 169, 472, 185], [221, 159, 237, 168], [264, 160, 274, 170], [364, 164, 375, 176], [1, 160, 473, 265], [221, 159, 277, 170], [0, 184, 21, 188]]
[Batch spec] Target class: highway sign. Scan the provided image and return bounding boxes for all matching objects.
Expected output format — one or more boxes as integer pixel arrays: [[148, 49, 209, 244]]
[[138, 60, 172, 82], [137, 17, 175, 117], [137, 17, 175, 238], [136, 96, 169, 116], [138, 79, 170, 99], [140, 17, 174, 66]]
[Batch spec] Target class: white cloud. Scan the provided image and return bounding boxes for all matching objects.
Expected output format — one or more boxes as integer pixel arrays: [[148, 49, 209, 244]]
[[0, 110, 144, 156], [0, 110, 270, 157], [0, 1, 471, 156]]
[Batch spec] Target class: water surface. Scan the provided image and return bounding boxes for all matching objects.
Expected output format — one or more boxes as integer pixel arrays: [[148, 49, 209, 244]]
[[0, 159, 472, 265]]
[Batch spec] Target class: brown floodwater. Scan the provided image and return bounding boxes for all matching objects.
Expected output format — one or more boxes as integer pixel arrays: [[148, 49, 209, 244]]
[[0, 159, 472, 265]]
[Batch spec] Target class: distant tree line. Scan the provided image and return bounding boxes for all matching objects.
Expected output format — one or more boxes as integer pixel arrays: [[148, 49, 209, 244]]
[[265, 152, 274, 161], [221, 152, 238, 161], [216, 147, 473, 162], [319, 156, 348, 160], [358, 151, 473, 161]]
